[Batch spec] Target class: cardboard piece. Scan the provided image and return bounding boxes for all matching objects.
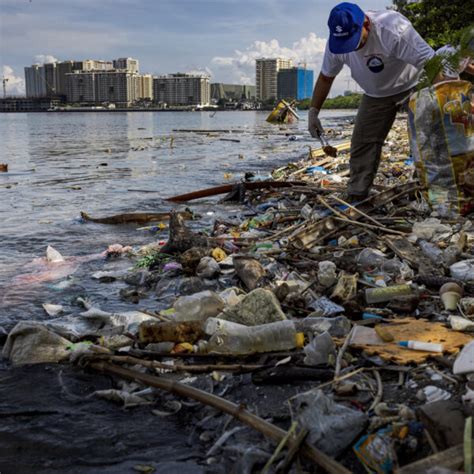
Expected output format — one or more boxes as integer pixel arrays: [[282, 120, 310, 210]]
[[350, 318, 473, 364]]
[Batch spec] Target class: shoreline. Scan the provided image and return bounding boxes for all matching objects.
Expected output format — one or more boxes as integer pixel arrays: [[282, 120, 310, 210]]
[[1, 119, 472, 473], [0, 107, 359, 113]]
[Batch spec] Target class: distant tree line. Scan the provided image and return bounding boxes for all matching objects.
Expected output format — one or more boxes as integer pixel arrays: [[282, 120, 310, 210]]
[[298, 94, 362, 110]]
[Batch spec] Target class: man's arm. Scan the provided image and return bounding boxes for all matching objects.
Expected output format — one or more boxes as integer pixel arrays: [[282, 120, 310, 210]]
[[308, 73, 335, 138], [311, 73, 336, 110]]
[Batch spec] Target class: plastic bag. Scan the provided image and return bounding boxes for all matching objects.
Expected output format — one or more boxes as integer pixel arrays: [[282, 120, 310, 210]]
[[290, 389, 368, 456], [408, 80, 474, 216]]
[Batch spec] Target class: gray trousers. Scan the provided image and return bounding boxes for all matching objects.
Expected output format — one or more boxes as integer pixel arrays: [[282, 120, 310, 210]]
[[348, 89, 412, 196]]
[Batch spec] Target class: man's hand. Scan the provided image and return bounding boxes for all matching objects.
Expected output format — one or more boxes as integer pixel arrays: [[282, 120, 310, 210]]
[[308, 107, 324, 138]]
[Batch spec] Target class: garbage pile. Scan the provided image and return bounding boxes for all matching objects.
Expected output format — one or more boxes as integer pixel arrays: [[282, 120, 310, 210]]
[[2, 117, 474, 473]]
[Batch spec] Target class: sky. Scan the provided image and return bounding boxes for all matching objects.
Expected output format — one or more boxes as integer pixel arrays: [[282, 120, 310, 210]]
[[0, 0, 392, 96]]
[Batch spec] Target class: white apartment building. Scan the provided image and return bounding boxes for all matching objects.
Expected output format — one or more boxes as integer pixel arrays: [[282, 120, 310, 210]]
[[82, 60, 113, 71], [153, 73, 210, 106], [256, 58, 293, 101], [113, 57, 139, 73], [136, 74, 153, 100], [66, 71, 148, 106]]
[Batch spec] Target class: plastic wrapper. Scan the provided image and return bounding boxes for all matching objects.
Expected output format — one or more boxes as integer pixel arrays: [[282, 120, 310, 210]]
[[353, 427, 396, 474], [408, 80, 474, 216]]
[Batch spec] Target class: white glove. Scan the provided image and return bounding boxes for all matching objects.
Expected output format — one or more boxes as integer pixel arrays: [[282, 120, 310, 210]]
[[308, 107, 324, 138]]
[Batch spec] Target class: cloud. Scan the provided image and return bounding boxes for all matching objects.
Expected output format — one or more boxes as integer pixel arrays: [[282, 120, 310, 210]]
[[212, 33, 327, 85], [33, 54, 59, 65], [212, 33, 358, 95], [182, 66, 214, 78], [2, 65, 25, 96]]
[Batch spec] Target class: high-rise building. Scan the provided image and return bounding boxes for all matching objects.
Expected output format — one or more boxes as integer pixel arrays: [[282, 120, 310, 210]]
[[153, 73, 210, 106], [96, 71, 137, 105], [255, 58, 292, 102], [66, 71, 97, 103], [24, 65, 47, 97], [136, 74, 153, 100], [277, 67, 314, 100], [55, 61, 76, 96], [43, 63, 57, 96], [113, 57, 139, 73], [66, 70, 139, 106]]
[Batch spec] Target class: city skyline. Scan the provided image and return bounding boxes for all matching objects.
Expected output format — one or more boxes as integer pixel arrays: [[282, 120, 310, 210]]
[[1, 0, 390, 96]]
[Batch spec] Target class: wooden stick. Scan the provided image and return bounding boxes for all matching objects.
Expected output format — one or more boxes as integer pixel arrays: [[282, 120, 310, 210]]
[[331, 195, 388, 229], [332, 216, 406, 236], [318, 196, 407, 235], [334, 328, 354, 380], [276, 427, 309, 474], [90, 354, 266, 373], [368, 369, 383, 411], [261, 421, 298, 474], [90, 362, 351, 474], [313, 367, 365, 391]]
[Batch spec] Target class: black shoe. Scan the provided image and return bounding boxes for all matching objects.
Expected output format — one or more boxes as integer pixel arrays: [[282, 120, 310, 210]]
[[339, 192, 368, 204]]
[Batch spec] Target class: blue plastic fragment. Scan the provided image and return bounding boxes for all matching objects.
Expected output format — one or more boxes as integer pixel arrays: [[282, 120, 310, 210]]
[[306, 165, 330, 175], [362, 312, 383, 320]]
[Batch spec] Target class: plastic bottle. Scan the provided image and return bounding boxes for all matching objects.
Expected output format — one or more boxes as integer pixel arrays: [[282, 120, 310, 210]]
[[357, 248, 388, 270], [365, 284, 414, 304], [294, 316, 351, 338], [199, 318, 304, 355], [399, 340, 443, 353], [418, 240, 443, 265], [317, 261, 337, 287], [173, 291, 225, 322]]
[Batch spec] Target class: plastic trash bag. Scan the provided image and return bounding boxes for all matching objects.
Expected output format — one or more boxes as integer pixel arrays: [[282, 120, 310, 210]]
[[2, 321, 71, 365], [290, 389, 368, 456], [408, 80, 474, 216]]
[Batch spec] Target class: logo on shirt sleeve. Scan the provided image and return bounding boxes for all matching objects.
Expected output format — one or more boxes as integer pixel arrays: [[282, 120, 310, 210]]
[[366, 56, 384, 73]]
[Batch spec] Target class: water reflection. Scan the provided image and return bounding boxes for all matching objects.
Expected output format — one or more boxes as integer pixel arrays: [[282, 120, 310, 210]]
[[0, 110, 355, 324]]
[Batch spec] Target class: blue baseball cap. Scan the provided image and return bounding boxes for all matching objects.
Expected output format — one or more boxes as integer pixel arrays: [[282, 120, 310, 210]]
[[328, 3, 365, 54]]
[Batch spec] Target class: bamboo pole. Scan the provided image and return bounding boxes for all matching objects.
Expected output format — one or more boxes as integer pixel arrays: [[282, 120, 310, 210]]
[[90, 361, 350, 474]]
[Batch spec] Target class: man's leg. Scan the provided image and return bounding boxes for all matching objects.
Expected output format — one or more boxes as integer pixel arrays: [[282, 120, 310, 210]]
[[348, 93, 401, 197]]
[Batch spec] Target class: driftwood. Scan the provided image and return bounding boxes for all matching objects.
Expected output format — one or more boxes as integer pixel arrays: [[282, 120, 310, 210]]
[[90, 361, 350, 474], [165, 181, 306, 203], [80, 210, 192, 225], [160, 212, 209, 254], [88, 354, 266, 374]]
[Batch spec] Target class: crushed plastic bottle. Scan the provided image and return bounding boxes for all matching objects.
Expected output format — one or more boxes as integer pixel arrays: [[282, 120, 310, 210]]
[[418, 240, 444, 266], [317, 261, 337, 287], [199, 318, 304, 355], [294, 315, 351, 337], [173, 290, 225, 322], [357, 248, 388, 270], [450, 259, 474, 282]]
